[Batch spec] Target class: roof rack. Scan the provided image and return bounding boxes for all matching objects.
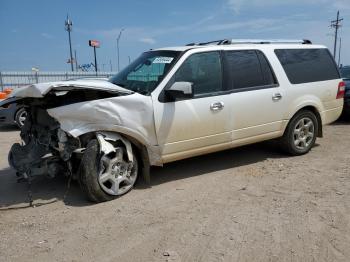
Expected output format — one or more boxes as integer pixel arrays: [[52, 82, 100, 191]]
[[186, 39, 312, 46], [229, 39, 312, 44], [186, 39, 231, 46]]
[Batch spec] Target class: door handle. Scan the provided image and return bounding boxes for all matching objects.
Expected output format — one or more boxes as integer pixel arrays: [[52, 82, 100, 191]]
[[210, 102, 224, 111], [272, 93, 282, 101]]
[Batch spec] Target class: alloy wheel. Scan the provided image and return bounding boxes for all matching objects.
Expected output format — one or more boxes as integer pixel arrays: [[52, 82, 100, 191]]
[[293, 117, 315, 150], [98, 148, 138, 196]]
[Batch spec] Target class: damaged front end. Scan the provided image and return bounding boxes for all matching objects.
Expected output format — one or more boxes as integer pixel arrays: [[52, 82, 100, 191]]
[[3, 79, 155, 203], [6, 80, 133, 182], [9, 106, 80, 181]]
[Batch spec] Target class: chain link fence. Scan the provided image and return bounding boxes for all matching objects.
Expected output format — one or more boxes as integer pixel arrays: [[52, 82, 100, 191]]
[[0, 71, 117, 91]]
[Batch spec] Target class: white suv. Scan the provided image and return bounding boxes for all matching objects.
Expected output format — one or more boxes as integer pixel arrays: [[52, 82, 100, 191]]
[[4, 39, 344, 202]]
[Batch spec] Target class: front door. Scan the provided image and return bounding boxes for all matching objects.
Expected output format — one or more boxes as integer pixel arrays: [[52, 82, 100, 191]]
[[152, 51, 233, 162]]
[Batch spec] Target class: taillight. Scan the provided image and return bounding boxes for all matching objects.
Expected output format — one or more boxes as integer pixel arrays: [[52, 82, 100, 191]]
[[337, 81, 346, 99]]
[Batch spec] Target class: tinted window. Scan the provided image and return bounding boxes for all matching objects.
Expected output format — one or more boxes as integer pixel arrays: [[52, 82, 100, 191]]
[[174, 52, 222, 95], [224, 50, 277, 90], [257, 51, 277, 86], [275, 49, 340, 84]]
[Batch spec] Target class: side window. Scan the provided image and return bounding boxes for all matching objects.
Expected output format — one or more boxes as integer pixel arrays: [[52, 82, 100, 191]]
[[257, 51, 277, 86], [224, 50, 277, 91], [274, 49, 340, 84], [174, 52, 223, 95]]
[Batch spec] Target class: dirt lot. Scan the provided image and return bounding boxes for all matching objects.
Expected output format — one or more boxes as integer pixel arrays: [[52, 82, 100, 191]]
[[0, 121, 350, 262]]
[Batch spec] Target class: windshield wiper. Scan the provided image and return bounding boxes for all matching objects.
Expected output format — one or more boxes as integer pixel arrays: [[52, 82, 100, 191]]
[[137, 90, 150, 95], [113, 82, 125, 87], [108, 82, 135, 94]]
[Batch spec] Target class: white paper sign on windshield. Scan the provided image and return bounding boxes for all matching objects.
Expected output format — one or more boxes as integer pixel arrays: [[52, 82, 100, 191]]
[[153, 57, 174, 64]]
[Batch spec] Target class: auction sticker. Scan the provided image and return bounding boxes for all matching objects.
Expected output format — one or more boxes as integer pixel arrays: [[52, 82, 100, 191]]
[[153, 57, 174, 64]]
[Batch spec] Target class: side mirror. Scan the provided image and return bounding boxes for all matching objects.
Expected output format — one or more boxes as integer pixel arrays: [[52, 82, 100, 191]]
[[165, 81, 193, 100]]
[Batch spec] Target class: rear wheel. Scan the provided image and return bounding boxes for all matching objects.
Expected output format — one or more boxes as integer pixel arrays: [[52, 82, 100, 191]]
[[280, 110, 318, 155], [79, 139, 138, 202], [15, 108, 27, 128]]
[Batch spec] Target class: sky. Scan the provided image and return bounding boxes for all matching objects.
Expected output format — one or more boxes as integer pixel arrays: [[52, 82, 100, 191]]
[[0, 0, 349, 71]]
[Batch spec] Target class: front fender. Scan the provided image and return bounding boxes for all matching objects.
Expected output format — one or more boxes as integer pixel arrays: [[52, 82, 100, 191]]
[[57, 123, 162, 166], [46, 93, 162, 166]]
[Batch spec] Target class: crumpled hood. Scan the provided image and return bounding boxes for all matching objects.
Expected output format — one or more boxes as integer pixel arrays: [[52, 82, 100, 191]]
[[11, 78, 132, 98]]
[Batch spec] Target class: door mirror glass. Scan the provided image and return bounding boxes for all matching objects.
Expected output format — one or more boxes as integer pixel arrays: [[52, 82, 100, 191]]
[[165, 81, 193, 100]]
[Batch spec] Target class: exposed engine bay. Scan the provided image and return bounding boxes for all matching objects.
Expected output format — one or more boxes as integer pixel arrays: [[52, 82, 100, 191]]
[[9, 106, 80, 180], [9, 87, 126, 179], [7, 88, 126, 181]]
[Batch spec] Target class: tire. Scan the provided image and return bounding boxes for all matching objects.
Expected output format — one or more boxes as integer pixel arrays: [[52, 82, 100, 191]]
[[78, 139, 138, 203], [15, 107, 27, 128], [280, 110, 318, 155]]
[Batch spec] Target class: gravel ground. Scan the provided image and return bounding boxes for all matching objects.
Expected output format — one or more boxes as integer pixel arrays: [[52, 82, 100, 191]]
[[0, 121, 350, 262]]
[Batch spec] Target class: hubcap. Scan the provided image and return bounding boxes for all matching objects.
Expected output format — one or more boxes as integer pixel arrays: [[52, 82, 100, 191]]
[[18, 110, 27, 127], [293, 117, 315, 150], [98, 148, 137, 196]]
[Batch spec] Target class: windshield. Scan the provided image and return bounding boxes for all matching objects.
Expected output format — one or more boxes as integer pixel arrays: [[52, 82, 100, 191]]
[[340, 67, 350, 79], [109, 51, 181, 95]]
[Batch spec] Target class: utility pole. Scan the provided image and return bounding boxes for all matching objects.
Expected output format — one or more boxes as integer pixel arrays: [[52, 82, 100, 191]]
[[74, 50, 78, 71], [330, 11, 343, 59], [116, 28, 125, 72], [338, 37, 342, 67], [65, 14, 74, 72], [109, 60, 113, 71]]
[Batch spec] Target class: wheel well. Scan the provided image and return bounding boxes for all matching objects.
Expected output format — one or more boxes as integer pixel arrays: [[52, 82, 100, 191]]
[[78, 131, 151, 182], [294, 106, 323, 138], [121, 134, 150, 173], [79, 132, 148, 160]]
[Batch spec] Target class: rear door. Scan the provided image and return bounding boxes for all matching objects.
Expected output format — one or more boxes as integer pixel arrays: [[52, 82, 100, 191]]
[[223, 49, 287, 140]]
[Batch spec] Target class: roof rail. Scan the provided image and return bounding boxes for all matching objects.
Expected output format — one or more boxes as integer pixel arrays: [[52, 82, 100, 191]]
[[186, 39, 231, 46], [229, 39, 312, 44], [186, 39, 312, 46]]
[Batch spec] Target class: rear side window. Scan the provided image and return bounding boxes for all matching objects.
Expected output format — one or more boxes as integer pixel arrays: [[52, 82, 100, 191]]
[[274, 49, 340, 84], [224, 50, 277, 91], [257, 51, 276, 86]]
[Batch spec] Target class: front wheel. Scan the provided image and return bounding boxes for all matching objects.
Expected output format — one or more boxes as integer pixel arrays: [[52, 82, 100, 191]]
[[78, 139, 138, 202], [280, 110, 318, 155]]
